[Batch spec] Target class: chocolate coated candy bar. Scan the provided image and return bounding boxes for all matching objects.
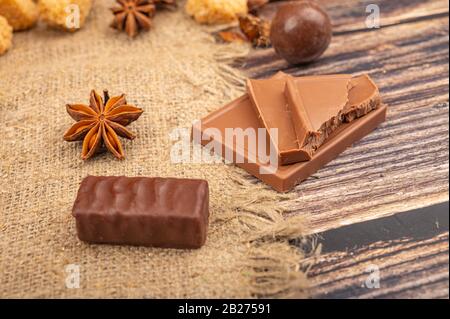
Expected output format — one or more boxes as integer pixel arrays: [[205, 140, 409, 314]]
[[72, 176, 209, 249]]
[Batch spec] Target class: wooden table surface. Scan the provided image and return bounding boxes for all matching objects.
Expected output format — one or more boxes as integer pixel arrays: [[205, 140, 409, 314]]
[[235, 0, 449, 299]]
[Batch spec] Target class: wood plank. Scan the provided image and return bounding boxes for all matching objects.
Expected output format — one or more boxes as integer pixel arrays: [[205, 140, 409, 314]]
[[307, 203, 449, 298], [317, 202, 449, 253], [236, 1, 449, 234], [257, 0, 449, 33], [310, 233, 449, 298]]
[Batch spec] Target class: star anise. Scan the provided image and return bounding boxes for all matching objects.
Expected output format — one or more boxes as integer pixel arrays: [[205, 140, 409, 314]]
[[63, 90, 144, 160], [111, 0, 156, 38]]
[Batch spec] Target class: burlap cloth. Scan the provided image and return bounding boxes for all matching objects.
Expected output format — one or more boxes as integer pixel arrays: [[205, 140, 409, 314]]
[[0, 1, 310, 298]]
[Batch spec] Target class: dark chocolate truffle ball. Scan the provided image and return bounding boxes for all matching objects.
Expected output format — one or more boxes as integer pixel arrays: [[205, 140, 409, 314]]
[[270, 1, 332, 64]]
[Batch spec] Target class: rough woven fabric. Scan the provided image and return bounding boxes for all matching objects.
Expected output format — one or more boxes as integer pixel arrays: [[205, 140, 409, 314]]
[[0, 1, 309, 298]]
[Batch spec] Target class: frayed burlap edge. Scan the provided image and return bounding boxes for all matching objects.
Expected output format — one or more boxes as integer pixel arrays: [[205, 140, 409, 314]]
[[223, 167, 318, 298]]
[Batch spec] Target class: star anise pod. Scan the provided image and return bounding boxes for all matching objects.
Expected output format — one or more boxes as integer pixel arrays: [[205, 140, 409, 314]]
[[63, 90, 144, 160], [111, 0, 156, 38], [239, 14, 271, 48]]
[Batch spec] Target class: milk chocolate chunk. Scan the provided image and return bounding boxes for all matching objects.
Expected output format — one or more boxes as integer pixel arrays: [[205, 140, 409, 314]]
[[72, 176, 209, 249], [248, 73, 380, 163], [194, 72, 385, 192], [247, 74, 311, 165], [285, 74, 381, 157], [194, 95, 387, 192]]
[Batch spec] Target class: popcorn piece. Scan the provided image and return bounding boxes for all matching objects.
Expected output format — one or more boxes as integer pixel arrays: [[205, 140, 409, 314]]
[[0, 0, 39, 31], [0, 15, 13, 55], [38, 0, 93, 32], [186, 0, 247, 25]]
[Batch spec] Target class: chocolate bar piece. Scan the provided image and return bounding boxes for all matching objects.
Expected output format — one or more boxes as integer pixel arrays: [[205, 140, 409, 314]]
[[193, 95, 386, 192], [284, 74, 351, 158], [344, 74, 382, 121], [285, 74, 381, 158], [72, 176, 209, 249], [247, 73, 310, 165], [247, 73, 381, 164]]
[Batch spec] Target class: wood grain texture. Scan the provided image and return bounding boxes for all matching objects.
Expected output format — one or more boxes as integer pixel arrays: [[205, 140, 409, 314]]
[[305, 202, 449, 299], [237, 0, 449, 234], [309, 232, 449, 299]]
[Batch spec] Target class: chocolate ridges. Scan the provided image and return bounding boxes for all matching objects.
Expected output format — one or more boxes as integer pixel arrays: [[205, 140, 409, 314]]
[[72, 176, 209, 249]]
